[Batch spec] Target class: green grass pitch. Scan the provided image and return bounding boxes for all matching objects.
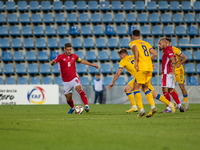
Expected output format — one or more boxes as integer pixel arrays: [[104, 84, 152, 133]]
[[0, 104, 200, 150]]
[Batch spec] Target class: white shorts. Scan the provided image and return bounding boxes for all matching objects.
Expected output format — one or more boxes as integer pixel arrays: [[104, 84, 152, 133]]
[[63, 77, 82, 95], [162, 74, 175, 88]]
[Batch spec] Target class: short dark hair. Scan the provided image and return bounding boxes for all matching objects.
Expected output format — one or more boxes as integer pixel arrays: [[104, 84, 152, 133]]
[[132, 29, 140, 36], [95, 73, 100, 76], [165, 37, 171, 43], [117, 48, 128, 55], [64, 43, 72, 48]]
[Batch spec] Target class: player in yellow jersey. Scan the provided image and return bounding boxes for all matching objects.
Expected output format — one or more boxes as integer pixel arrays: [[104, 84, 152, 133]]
[[108, 48, 175, 116], [165, 38, 189, 111]]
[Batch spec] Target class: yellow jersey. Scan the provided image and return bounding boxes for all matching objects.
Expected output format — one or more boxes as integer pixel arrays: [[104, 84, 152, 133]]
[[172, 46, 184, 73], [129, 39, 153, 72], [119, 55, 136, 76]]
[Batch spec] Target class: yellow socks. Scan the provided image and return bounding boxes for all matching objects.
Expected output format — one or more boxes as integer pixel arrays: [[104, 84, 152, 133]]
[[156, 94, 170, 106], [144, 89, 155, 107], [183, 95, 188, 103], [133, 90, 143, 109], [125, 92, 136, 106]]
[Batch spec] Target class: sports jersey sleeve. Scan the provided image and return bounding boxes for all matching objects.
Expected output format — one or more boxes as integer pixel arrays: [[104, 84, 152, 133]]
[[167, 47, 175, 58], [74, 54, 82, 62], [129, 41, 135, 49], [173, 47, 182, 56], [119, 60, 124, 69], [55, 55, 60, 63], [146, 42, 153, 51]]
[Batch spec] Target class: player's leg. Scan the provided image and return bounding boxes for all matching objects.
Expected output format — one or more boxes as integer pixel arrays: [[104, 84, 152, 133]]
[[99, 91, 103, 104], [65, 93, 75, 114], [169, 88, 184, 112], [179, 83, 189, 111], [94, 92, 98, 104]]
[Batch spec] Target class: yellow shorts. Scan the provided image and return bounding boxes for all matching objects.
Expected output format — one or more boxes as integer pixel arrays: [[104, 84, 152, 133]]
[[128, 79, 154, 92], [175, 73, 184, 84], [135, 71, 152, 85]]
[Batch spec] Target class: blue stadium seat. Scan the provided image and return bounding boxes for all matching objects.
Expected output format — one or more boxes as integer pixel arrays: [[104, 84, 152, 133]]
[[161, 14, 172, 23], [188, 26, 198, 36], [102, 14, 112, 23], [91, 14, 101, 23], [191, 38, 200, 49], [79, 13, 89, 23], [151, 77, 161, 86], [0, 14, 6, 24], [110, 51, 120, 61], [126, 14, 136, 23], [17, 77, 28, 85], [24, 38, 34, 49], [67, 14, 77, 23], [40, 64, 51, 74], [149, 14, 160, 24], [96, 38, 106, 48], [184, 14, 195, 23], [0, 26, 8, 36], [138, 14, 148, 23], [197, 64, 200, 73], [93, 26, 104, 36], [182, 1, 192, 11], [48, 38, 58, 48], [171, 38, 178, 47], [54, 77, 63, 86], [14, 51, 24, 62], [179, 39, 190, 48], [100, 1, 110, 11], [59, 38, 69, 48], [86, 51, 96, 61], [43, 14, 54, 24], [105, 26, 115, 35], [135, 1, 145, 11], [55, 14, 65, 23], [26, 51, 36, 61], [0, 39, 10, 48], [114, 14, 124, 23], [112, 1, 122, 11], [185, 63, 196, 74], [6, 1, 16, 11], [196, 14, 200, 23], [173, 14, 184, 23], [155, 38, 160, 48], [88, 1, 98, 11], [19, 14, 30, 24], [76, 64, 87, 74], [89, 64, 99, 74], [52, 64, 60, 74], [103, 77, 112, 86], [108, 38, 118, 48], [3, 64, 14, 74], [12, 39, 22, 49], [31, 14, 42, 24], [16, 64, 26, 74], [176, 26, 186, 36], [194, 1, 200, 11], [38, 51, 48, 61], [81, 26, 91, 36], [194, 51, 200, 61], [42, 77, 52, 84], [0, 1, 3, 11], [188, 76, 199, 85], [69, 26, 80, 35], [79, 77, 89, 86], [129, 26, 138, 35], [144, 38, 153, 47], [164, 26, 175, 36], [98, 51, 109, 61], [65, 1, 75, 11], [115, 77, 126, 86], [74, 51, 84, 59], [182, 51, 192, 61], [29, 1, 40, 11], [22, 26, 32, 36], [77, 1, 87, 11], [30, 77, 40, 84], [57, 26, 68, 36], [45, 26, 56, 36], [170, 1, 180, 11], [158, 1, 169, 11], [5, 77, 15, 85], [8, 14, 18, 24], [101, 64, 111, 74], [72, 38, 82, 48], [0, 66, 2, 75], [36, 38, 46, 49], [2, 51, 12, 62], [140, 26, 151, 36], [84, 38, 94, 48], [53, 1, 63, 11], [119, 38, 129, 48], [147, 1, 157, 11], [50, 51, 59, 60], [9, 26, 20, 36], [123, 1, 133, 11], [41, 1, 51, 11], [116, 26, 127, 36]]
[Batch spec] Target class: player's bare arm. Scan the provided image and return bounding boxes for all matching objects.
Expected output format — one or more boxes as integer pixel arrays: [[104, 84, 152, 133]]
[[108, 68, 123, 90], [132, 45, 139, 70], [50, 60, 56, 66], [79, 59, 99, 69], [149, 48, 157, 61], [170, 57, 176, 75], [177, 53, 187, 68]]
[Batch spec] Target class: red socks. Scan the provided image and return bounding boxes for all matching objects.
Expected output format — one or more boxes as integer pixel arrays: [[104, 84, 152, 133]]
[[163, 92, 171, 106], [67, 99, 74, 108], [170, 91, 181, 104], [78, 90, 88, 105]]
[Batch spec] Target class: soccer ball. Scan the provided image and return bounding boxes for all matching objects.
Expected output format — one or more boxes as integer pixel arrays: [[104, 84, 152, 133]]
[[75, 106, 84, 114]]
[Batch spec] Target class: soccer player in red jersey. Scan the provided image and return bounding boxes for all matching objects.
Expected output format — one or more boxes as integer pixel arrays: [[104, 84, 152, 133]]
[[158, 38, 184, 113], [50, 43, 99, 114]]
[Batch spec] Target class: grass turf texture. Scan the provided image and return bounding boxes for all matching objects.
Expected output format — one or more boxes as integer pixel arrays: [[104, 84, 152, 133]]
[[0, 104, 200, 150]]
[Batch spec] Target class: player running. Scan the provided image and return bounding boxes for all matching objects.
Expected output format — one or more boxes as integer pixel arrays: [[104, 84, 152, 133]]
[[158, 38, 184, 113], [165, 37, 189, 111], [108, 48, 175, 115], [50, 43, 99, 114]]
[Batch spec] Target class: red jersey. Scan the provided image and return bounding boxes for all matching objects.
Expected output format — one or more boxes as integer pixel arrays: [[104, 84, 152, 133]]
[[55, 53, 80, 82], [162, 46, 175, 74]]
